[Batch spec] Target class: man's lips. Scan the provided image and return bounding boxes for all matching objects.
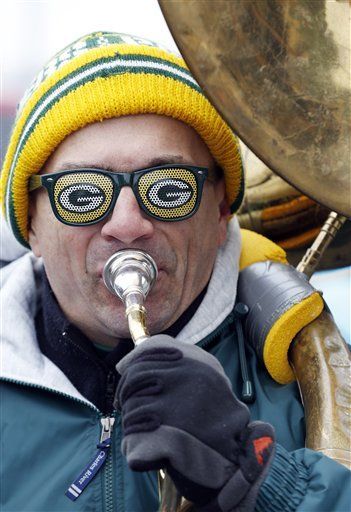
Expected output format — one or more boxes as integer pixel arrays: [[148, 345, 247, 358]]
[[96, 269, 165, 306], [90, 243, 175, 282], [96, 266, 166, 281]]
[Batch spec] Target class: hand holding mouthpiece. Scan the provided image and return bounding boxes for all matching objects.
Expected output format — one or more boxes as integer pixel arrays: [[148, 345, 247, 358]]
[[103, 250, 158, 345]]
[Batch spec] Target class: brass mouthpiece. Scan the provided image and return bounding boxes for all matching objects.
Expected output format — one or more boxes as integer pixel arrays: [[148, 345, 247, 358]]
[[103, 250, 158, 345]]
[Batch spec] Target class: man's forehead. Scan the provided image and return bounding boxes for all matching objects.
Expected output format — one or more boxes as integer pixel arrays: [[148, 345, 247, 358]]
[[46, 155, 191, 174], [43, 115, 215, 173]]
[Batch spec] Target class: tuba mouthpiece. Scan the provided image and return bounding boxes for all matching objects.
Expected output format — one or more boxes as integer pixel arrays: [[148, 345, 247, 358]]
[[102, 250, 158, 345]]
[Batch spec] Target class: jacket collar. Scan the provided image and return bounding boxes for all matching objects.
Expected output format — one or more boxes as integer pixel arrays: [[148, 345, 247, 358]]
[[1, 253, 93, 406], [0, 217, 241, 404], [177, 216, 241, 345]]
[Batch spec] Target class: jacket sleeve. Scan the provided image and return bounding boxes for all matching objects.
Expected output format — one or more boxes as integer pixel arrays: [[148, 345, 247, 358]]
[[255, 443, 351, 512]]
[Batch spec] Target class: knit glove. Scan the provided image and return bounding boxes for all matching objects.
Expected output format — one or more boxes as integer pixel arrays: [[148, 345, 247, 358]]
[[115, 335, 275, 512]]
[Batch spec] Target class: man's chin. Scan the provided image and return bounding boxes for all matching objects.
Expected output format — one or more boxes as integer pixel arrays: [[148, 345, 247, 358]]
[[91, 274, 178, 337]]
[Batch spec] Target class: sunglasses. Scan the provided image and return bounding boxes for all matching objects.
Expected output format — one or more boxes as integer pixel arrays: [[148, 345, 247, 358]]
[[29, 164, 208, 226]]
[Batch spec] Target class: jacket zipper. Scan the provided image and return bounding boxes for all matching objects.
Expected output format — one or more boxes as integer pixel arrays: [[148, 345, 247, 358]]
[[65, 415, 115, 501], [101, 415, 117, 512], [103, 371, 118, 511], [1, 377, 118, 507], [104, 416, 116, 512]]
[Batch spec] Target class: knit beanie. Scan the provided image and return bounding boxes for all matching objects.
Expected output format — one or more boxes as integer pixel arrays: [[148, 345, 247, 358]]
[[1, 31, 244, 248]]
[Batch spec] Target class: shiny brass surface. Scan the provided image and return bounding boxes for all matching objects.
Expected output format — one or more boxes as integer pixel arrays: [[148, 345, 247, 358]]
[[159, 0, 351, 217], [296, 212, 347, 278], [103, 249, 158, 344], [290, 310, 351, 469], [103, 249, 157, 306], [158, 471, 183, 512], [125, 304, 149, 345]]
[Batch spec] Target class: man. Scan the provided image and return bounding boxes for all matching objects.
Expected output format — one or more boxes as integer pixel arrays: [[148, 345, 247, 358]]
[[1, 32, 350, 512]]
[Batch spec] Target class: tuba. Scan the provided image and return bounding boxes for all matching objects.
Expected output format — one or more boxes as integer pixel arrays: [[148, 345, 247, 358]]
[[105, 1, 351, 510], [103, 249, 184, 511], [159, 0, 351, 465]]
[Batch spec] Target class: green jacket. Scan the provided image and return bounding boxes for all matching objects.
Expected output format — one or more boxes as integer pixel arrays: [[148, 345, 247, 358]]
[[1, 245, 350, 511]]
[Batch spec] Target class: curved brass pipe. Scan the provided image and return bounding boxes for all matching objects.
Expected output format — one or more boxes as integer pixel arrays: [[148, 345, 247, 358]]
[[290, 310, 351, 469]]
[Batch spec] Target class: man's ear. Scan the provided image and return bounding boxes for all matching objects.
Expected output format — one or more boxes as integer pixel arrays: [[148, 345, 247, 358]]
[[28, 200, 42, 258], [214, 178, 230, 247]]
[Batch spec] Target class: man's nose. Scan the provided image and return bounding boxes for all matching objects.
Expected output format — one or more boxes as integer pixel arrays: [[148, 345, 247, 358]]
[[101, 186, 154, 244]]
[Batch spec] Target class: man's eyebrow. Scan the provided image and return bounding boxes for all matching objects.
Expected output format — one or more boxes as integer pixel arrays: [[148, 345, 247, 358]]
[[51, 155, 188, 173], [51, 162, 116, 172], [145, 155, 187, 167]]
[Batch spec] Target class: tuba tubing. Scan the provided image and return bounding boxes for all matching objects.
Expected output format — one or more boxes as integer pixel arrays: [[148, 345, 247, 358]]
[[103, 250, 183, 511], [290, 309, 351, 468]]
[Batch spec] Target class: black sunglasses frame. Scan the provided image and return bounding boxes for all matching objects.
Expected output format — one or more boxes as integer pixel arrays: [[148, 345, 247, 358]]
[[29, 164, 209, 226]]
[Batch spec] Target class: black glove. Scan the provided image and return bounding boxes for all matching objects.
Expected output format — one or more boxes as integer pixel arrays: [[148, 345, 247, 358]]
[[115, 335, 275, 512]]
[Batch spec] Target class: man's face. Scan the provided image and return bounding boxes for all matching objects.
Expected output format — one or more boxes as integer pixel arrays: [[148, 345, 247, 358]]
[[29, 115, 229, 346]]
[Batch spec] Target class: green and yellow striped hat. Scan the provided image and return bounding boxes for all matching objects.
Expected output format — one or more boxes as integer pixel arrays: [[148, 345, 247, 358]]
[[1, 31, 244, 247]]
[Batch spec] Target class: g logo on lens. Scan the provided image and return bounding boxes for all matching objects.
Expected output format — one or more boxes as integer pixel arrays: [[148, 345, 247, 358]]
[[146, 179, 193, 208], [58, 183, 106, 213]]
